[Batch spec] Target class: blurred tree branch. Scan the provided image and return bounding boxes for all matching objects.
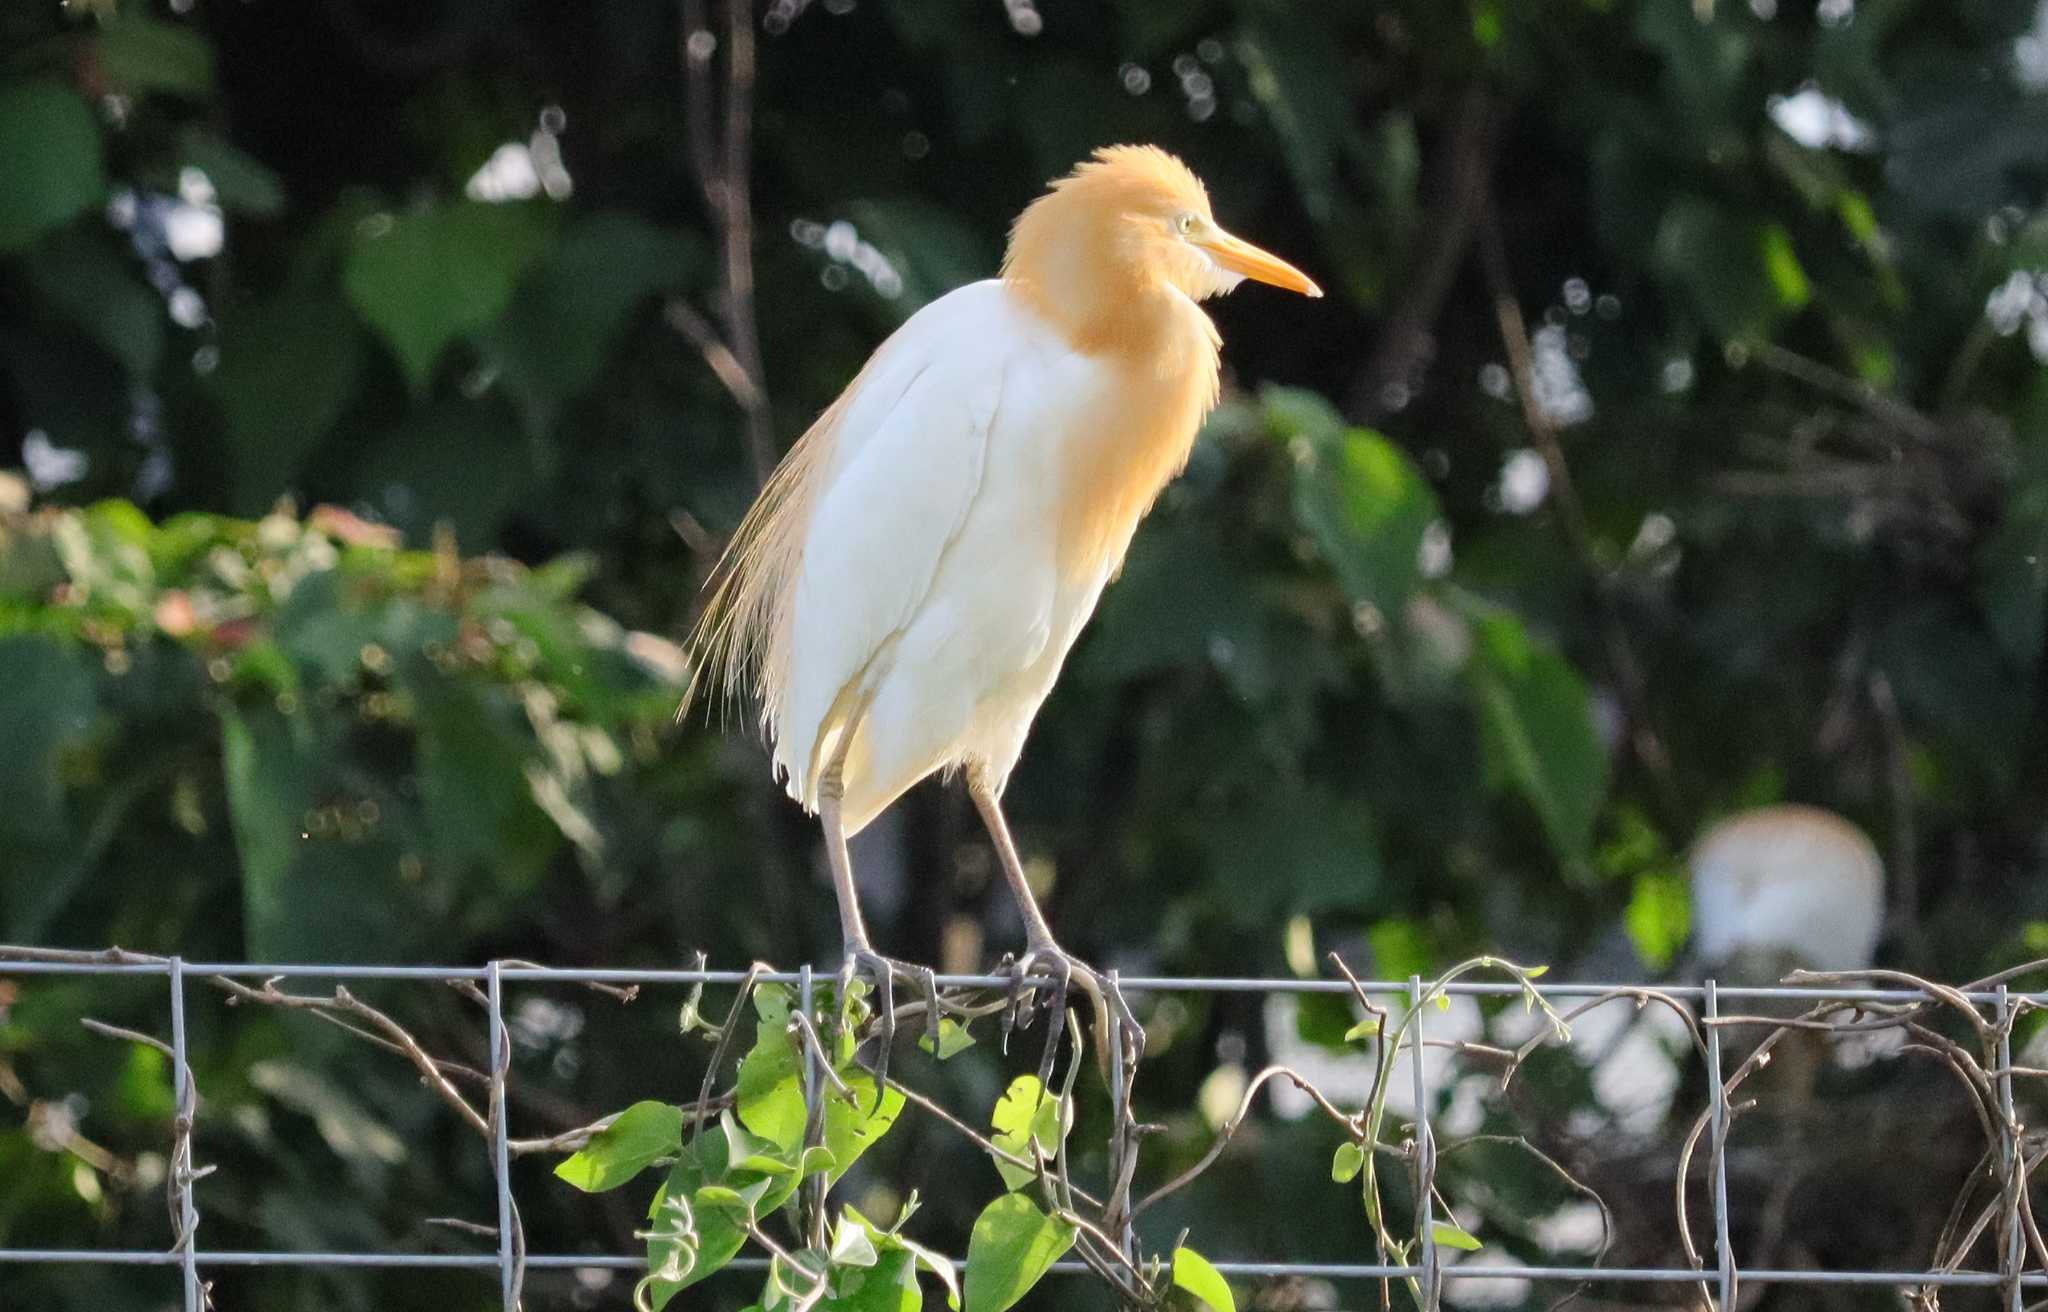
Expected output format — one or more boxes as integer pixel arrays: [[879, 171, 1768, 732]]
[[1477, 202, 1682, 826], [1349, 84, 1496, 423], [676, 0, 774, 485]]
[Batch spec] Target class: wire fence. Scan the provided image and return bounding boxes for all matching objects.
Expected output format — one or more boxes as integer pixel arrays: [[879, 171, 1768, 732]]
[[0, 949, 2041, 1311]]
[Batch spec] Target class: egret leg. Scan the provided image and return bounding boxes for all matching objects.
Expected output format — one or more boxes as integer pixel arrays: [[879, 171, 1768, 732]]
[[817, 767, 872, 954], [817, 754, 901, 1108], [967, 775, 1133, 1086]]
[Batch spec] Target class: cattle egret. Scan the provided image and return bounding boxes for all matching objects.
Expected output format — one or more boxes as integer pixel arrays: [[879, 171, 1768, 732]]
[[684, 145, 1319, 1042], [1688, 804, 1885, 1101], [1689, 804, 1885, 979]]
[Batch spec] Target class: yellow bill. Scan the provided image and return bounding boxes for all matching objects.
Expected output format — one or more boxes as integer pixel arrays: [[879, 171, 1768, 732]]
[[1196, 228, 1323, 297]]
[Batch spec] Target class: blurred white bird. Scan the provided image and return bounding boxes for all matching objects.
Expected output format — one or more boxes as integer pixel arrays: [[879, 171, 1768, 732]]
[[683, 146, 1319, 1028], [1689, 803, 1885, 980], [1688, 803, 1886, 1100]]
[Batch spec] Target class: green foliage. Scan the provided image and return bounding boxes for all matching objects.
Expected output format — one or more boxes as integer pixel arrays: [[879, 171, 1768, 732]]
[[987, 1074, 1066, 1192], [1624, 871, 1692, 970], [476, 212, 699, 432], [554, 1101, 686, 1192], [0, 497, 681, 956], [1171, 1247, 1236, 1312], [0, 82, 104, 251], [342, 201, 556, 390], [95, 14, 214, 98], [552, 970, 1313, 1312], [641, 1113, 804, 1307], [1277, 386, 1440, 625], [733, 983, 905, 1177], [1466, 612, 1610, 870], [961, 1194, 1074, 1312], [918, 1018, 976, 1060]]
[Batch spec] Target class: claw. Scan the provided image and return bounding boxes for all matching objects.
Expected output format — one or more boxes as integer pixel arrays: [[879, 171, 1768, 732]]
[[1034, 952, 1071, 1092], [863, 949, 896, 1114], [835, 948, 910, 1115], [998, 952, 1025, 1055]]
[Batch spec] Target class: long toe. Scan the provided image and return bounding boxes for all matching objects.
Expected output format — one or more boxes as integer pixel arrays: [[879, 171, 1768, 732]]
[[999, 951, 1032, 1054], [1034, 952, 1072, 1090], [859, 949, 898, 1111]]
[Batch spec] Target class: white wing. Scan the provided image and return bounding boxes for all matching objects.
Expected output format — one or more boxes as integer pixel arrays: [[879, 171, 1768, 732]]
[[771, 281, 1026, 805]]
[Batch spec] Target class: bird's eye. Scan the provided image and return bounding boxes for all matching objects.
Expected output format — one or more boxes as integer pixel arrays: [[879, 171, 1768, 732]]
[[1174, 212, 1196, 235]]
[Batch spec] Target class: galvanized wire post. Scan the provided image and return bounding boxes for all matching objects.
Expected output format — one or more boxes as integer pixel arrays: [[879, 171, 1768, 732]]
[[168, 956, 201, 1312], [1704, 980, 1734, 1312], [800, 964, 826, 1248], [1409, 976, 1437, 1310], [1105, 968, 1137, 1262], [1997, 985, 2023, 1312], [486, 961, 516, 1311]]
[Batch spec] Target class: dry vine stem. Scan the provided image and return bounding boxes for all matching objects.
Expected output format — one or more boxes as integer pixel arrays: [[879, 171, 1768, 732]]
[[7, 943, 2048, 1312]]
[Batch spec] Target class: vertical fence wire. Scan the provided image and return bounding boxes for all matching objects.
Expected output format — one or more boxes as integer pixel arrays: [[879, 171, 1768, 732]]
[[800, 963, 825, 1248], [1408, 975, 1438, 1311], [1705, 979, 1734, 1312], [1106, 968, 1136, 1263], [486, 961, 516, 1311], [168, 956, 201, 1312], [1998, 985, 2023, 1312]]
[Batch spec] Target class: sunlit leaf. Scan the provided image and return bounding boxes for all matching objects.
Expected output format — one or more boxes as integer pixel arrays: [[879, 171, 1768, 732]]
[[737, 1009, 804, 1150], [823, 1248, 920, 1312], [961, 1194, 1075, 1312], [554, 1101, 684, 1192], [829, 1215, 880, 1268], [988, 1075, 1060, 1191], [1431, 1222, 1484, 1252], [1331, 1142, 1365, 1184], [823, 1075, 904, 1181], [640, 1117, 804, 1308], [918, 1017, 976, 1060], [1172, 1247, 1236, 1312], [1624, 872, 1690, 970]]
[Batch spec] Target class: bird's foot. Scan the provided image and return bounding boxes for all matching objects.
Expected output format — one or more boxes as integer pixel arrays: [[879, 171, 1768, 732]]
[[835, 946, 918, 1112], [998, 939, 1140, 1091]]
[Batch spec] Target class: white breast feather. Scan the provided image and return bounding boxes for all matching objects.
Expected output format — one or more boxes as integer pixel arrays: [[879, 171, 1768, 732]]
[[772, 281, 1059, 806]]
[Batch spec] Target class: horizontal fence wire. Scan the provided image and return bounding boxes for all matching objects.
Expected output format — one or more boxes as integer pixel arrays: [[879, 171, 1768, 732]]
[[6, 957, 2044, 1001], [0, 950, 2040, 1311]]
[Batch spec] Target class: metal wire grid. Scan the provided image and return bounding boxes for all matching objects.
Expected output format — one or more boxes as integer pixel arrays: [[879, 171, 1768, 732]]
[[0, 955, 2039, 1310]]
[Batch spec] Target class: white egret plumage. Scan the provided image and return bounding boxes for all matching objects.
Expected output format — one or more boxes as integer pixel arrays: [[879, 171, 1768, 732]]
[[683, 145, 1320, 1036]]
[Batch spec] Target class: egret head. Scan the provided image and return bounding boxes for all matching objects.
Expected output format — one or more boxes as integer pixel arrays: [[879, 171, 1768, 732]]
[[1004, 145, 1321, 321]]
